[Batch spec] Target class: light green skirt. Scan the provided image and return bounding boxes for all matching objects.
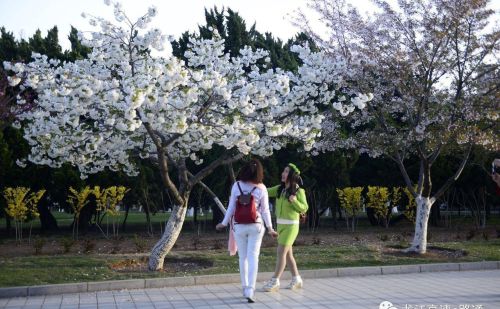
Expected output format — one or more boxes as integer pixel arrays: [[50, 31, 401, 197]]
[[277, 223, 299, 246]]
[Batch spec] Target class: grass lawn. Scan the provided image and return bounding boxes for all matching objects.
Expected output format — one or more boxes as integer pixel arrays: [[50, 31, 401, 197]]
[[0, 211, 216, 229], [1, 211, 499, 287], [0, 239, 499, 288]]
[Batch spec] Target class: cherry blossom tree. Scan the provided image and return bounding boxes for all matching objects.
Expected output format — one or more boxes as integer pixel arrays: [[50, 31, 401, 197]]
[[295, 0, 499, 253], [4, 1, 369, 270]]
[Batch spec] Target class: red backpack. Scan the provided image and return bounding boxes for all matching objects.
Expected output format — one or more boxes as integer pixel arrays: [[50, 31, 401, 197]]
[[234, 182, 258, 224]]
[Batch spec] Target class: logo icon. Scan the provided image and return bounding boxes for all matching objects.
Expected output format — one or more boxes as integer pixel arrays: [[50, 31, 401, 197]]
[[379, 301, 398, 309]]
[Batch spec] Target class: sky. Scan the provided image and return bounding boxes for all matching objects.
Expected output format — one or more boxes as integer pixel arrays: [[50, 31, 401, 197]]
[[1, 0, 498, 55], [0, 0, 330, 53]]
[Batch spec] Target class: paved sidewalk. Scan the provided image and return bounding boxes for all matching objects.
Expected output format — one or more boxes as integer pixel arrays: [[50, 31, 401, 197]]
[[1, 269, 499, 309]]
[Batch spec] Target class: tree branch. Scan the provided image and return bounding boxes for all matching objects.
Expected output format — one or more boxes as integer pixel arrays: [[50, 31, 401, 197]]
[[191, 177, 227, 215], [394, 152, 417, 197], [178, 158, 189, 192], [431, 142, 473, 204], [417, 160, 424, 196], [143, 121, 184, 205], [428, 143, 443, 165], [189, 152, 245, 187], [157, 149, 184, 206]]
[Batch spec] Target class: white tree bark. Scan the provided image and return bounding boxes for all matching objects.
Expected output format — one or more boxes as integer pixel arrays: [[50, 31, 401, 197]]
[[148, 203, 188, 271], [405, 196, 434, 254]]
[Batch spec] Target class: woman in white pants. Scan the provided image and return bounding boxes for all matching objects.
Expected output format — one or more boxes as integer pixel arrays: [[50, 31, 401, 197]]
[[216, 159, 278, 303]]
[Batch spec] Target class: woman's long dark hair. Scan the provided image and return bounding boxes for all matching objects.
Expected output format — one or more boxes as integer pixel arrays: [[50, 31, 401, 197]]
[[279, 165, 303, 197]]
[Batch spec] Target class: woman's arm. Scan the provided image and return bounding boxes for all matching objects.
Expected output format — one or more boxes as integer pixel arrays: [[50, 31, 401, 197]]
[[267, 185, 280, 198], [289, 188, 308, 213], [220, 183, 238, 226], [258, 186, 274, 231]]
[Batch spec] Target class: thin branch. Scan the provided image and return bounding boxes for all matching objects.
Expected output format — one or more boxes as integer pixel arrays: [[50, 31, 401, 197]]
[[417, 160, 424, 196], [178, 158, 189, 191], [191, 176, 227, 215], [143, 120, 183, 205], [189, 153, 245, 187], [431, 142, 473, 203], [428, 143, 443, 165], [394, 152, 417, 197]]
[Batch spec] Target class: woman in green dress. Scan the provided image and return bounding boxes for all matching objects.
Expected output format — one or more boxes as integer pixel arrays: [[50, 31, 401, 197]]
[[263, 163, 308, 292]]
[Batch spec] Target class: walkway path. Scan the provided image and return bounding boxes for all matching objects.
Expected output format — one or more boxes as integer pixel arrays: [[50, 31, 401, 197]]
[[1, 269, 498, 308]]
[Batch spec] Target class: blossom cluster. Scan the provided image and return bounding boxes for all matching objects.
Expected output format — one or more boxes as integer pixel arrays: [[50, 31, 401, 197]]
[[4, 1, 369, 178]]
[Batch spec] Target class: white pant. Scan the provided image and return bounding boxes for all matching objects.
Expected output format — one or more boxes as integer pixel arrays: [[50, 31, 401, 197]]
[[233, 222, 265, 291]]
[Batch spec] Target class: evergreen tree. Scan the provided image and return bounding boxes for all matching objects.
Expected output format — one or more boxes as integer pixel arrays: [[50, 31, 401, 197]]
[[64, 26, 90, 61], [16, 39, 32, 62], [171, 6, 312, 72], [225, 8, 252, 57], [0, 27, 18, 62], [200, 6, 226, 40], [43, 27, 63, 60], [28, 29, 45, 55]]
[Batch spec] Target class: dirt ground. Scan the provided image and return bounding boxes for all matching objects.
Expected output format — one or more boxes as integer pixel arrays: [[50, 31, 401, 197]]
[[0, 225, 497, 259]]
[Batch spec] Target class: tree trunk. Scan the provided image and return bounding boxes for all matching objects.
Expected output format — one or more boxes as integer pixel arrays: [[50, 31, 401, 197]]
[[121, 203, 130, 231], [142, 146, 242, 271], [393, 144, 471, 254], [142, 187, 154, 235], [77, 201, 95, 234], [144, 202, 153, 236], [366, 207, 378, 226], [37, 202, 59, 232], [331, 205, 337, 230], [148, 201, 188, 271], [6, 216, 11, 234], [405, 196, 433, 253]]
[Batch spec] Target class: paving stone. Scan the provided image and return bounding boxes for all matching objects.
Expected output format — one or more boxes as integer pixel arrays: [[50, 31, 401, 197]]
[[399, 264, 421, 273], [0, 287, 28, 298], [28, 282, 87, 296], [145, 276, 195, 289], [481, 260, 499, 269], [337, 266, 382, 277], [194, 273, 240, 285], [459, 261, 483, 271], [381, 265, 402, 275], [87, 279, 144, 292], [1, 265, 500, 308], [420, 263, 460, 272]]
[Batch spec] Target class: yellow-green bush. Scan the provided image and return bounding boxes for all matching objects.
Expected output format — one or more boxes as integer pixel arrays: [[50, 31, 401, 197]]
[[336, 187, 364, 231], [67, 186, 93, 240], [403, 187, 416, 223], [366, 186, 402, 228], [93, 186, 129, 238], [2, 187, 45, 242]]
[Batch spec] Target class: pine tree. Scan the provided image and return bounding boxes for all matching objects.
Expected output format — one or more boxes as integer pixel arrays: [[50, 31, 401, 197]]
[[28, 29, 45, 55], [43, 27, 63, 60], [0, 27, 18, 62], [64, 26, 90, 61]]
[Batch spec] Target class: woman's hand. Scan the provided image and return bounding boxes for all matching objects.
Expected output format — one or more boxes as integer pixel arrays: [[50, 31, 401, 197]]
[[268, 229, 278, 238], [288, 194, 297, 203], [215, 223, 226, 231]]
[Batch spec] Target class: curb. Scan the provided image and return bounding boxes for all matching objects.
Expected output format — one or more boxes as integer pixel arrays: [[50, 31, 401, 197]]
[[0, 261, 498, 298]]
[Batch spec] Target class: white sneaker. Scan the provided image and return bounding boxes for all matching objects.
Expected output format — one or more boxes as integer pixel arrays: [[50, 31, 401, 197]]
[[243, 287, 255, 303], [286, 276, 303, 290], [262, 277, 280, 292]]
